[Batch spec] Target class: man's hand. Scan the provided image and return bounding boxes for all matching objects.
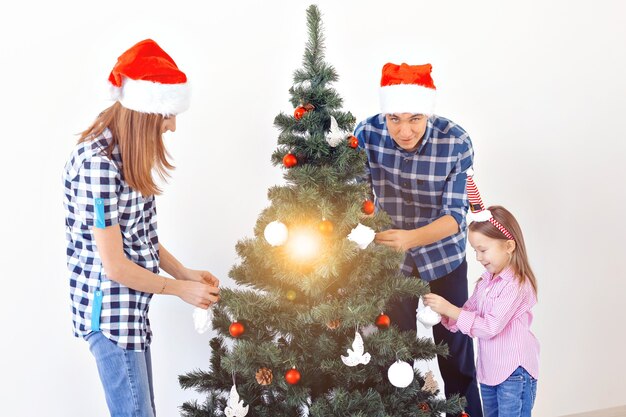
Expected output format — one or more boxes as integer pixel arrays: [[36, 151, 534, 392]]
[[374, 229, 417, 251]]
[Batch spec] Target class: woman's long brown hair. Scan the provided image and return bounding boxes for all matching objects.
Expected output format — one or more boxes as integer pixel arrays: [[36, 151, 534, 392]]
[[468, 205, 538, 296], [78, 102, 174, 196]]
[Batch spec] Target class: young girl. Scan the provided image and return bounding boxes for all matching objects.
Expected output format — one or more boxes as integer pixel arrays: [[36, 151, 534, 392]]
[[423, 205, 539, 417], [63, 39, 220, 417]]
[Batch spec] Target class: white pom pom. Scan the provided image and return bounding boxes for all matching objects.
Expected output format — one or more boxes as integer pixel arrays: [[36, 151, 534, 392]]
[[469, 209, 492, 222], [466, 167, 475, 177], [109, 83, 122, 101]]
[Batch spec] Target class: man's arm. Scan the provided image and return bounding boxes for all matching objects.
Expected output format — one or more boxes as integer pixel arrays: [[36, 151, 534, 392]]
[[375, 214, 458, 251], [439, 134, 473, 229], [376, 133, 473, 252]]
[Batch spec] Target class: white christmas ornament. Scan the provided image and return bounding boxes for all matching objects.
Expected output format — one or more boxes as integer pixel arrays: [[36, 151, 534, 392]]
[[326, 116, 349, 147], [416, 306, 441, 329], [224, 384, 249, 417], [347, 223, 376, 249], [387, 360, 414, 388], [264, 221, 288, 246], [193, 307, 213, 334], [341, 331, 371, 366]]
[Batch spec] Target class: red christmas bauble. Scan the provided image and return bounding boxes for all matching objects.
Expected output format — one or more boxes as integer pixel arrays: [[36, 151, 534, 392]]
[[294, 106, 307, 120], [362, 200, 375, 215], [418, 402, 431, 412], [460, 413, 470, 417], [285, 367, 301, 385], [283, 153, 298, 168], [348, 136, 359, 148], [375, 313, 391, 329], [318, 219, 334, 235], [229, 321, 245, 338]]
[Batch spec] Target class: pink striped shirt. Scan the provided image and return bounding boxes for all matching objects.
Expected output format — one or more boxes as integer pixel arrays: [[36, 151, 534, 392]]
[[441, 266, 540, 386]]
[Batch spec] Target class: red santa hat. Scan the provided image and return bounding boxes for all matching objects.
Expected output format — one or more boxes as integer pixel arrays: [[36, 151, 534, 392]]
[[379, 63, 436, 115], [108, 39, 190, 116], [466, 169, 515, 240]]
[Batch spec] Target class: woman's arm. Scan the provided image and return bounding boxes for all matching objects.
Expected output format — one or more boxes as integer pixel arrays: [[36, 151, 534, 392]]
[[159, 244, 220, 286], [93, 224, 219, 308]]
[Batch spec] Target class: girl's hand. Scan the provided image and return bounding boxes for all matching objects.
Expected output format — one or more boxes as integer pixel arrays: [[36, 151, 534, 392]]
[[423, 293, 461, 319]]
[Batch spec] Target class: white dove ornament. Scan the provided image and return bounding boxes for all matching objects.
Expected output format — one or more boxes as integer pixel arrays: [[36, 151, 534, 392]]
[[224, 384, 249, 417], [326, 116, 348, 147], [341, 331, 371, 366]]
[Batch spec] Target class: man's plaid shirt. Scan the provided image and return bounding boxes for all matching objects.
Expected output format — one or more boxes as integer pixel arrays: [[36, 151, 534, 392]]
[[63, 128, 159, 351], [355, 114, 473, 281]]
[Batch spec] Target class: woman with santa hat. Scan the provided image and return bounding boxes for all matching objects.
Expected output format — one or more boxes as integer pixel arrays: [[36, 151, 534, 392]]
[[62, 39, 220, 417]]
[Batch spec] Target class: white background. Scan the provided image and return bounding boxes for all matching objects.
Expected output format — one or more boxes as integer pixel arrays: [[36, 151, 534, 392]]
[[1, 1, 625, 416]]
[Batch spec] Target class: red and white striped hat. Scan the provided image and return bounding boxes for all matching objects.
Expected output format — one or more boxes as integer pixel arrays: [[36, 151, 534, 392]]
[[108, 39, 190, 116], [379, 63, 436, 115], [466, 169, 515, 240]]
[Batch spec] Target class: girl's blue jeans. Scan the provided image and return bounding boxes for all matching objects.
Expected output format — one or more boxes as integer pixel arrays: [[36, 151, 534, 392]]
[[480, 366, 537, 417], [86, 332, 156, 417]]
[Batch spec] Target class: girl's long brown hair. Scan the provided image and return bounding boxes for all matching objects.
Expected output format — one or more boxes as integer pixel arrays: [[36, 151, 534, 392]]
[[468, 205, 538, 296], [78, 102, 174, 196]]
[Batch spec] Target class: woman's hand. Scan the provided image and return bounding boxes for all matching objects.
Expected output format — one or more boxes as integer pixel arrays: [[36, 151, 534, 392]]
[[423, 293, 461, 319], [181, 268, 220, 287], [173, 280, 220, 310], [173, 268, 220, 309]]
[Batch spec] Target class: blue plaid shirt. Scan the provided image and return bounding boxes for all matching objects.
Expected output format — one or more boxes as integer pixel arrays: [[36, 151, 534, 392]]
[[63, 128, 160, 351], [355, 114, 473, 281]]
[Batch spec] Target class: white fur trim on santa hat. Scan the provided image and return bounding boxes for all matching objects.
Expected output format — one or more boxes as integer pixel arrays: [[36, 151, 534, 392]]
[[468, 209, 493, 223], [379, 84, 436, 115], [112, 78, 191, 116]]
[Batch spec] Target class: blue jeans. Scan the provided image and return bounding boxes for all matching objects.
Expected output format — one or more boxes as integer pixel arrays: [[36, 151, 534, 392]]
[[480, 367, 537, 417], [86, 332, 156, 417]]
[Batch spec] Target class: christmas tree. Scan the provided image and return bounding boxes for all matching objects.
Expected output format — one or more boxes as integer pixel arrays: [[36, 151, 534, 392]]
[[179, 5, 465, 417]]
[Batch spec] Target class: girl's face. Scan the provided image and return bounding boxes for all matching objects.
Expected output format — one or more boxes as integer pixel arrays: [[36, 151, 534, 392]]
[[468, 230, 515, 276], [161, 115, 177, 134]]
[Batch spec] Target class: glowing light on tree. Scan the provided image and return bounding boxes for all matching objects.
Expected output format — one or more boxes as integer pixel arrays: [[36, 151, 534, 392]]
[[286, 228, 320, 262]]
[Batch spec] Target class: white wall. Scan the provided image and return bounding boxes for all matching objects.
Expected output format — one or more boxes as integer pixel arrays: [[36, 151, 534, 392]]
[[1, 1, 624, 416]]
